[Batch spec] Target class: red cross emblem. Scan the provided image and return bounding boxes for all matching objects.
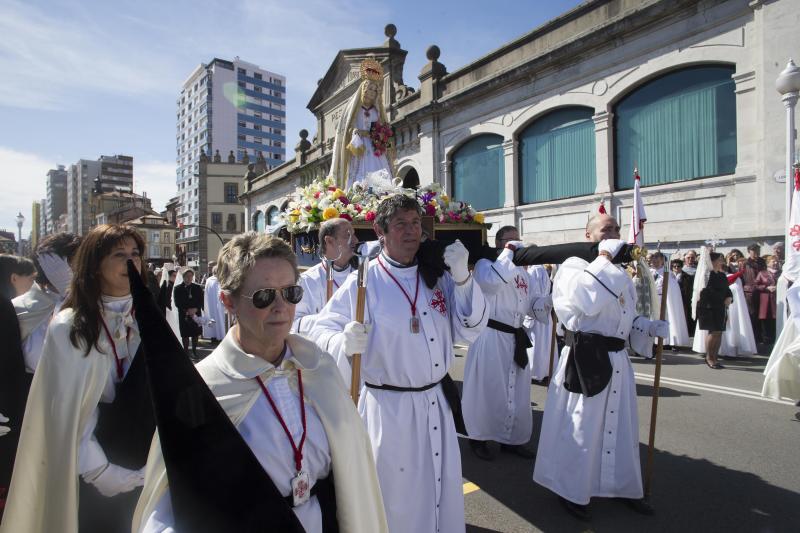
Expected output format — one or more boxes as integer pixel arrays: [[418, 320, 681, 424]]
[[430, 288, 447, 315], [514, 274, 528, 295]]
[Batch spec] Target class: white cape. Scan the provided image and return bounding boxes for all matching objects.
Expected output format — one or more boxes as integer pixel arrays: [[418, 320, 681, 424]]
[[692, 279, 756, 357], [762, 286, 800, 400]]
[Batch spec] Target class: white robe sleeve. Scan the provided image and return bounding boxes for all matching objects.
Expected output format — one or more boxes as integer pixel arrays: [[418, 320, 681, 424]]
[[444, 271, 488, 345], [293, 270, 321, 335], [307, 276, 360, 382], [553, 257, 607, 330], [77, 408, 108, 477], [629, 315, 657, 357], [472, 252, 515, 296]]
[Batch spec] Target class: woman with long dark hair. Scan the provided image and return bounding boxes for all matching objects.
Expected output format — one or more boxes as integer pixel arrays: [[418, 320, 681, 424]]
[[1, 224, 156, 533]]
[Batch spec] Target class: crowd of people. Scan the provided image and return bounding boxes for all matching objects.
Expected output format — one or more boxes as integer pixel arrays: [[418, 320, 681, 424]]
[[0, 197, 791, 532]]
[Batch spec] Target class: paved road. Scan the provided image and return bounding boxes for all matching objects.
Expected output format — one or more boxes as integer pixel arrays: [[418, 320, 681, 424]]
[[194, 339, 799, 532], [451, 347, 800, 533]]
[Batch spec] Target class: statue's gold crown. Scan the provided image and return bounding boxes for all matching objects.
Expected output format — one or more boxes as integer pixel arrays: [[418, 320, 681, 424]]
[[360, 58, 383, 82]]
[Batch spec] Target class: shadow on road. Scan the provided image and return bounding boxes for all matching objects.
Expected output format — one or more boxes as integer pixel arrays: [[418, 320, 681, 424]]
[[461, 408, 800, 533], [635, 383, 699, 398]]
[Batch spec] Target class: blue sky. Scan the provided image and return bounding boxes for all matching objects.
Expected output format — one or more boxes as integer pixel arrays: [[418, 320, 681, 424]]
[[0, 0, 583, 239]]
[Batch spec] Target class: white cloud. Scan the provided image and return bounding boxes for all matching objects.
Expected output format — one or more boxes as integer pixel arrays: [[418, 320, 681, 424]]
[[134, 161, 178, 214], [0, 146, 51, 239], [0, 0, 181, 110]]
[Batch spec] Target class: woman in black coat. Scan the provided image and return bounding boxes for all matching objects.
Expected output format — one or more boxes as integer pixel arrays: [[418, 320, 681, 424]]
[[697, 252, 733, 369]]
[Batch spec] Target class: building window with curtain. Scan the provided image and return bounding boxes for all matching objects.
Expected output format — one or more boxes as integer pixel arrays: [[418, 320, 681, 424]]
[[615, 65, 737, 190], [224, 182, 239, 203], [519, 107, 596, 203], [226, 214, 237, 232], [451, 134, 505, 212], [267, 206, 280, 226]]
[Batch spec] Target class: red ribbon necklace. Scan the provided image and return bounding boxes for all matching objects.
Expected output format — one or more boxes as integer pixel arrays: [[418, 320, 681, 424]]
[[99, 314, 131, 380], [256, 369, 307, 474], [377, 255, 421, 333]]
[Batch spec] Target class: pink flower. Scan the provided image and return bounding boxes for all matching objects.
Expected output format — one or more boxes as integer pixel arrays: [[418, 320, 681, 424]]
[[314, 191, 321, 199], [365, 211, 376, 222], [354, 203, 363, 213], [425, 204, 437, 216], [339, 213, 353, 221]]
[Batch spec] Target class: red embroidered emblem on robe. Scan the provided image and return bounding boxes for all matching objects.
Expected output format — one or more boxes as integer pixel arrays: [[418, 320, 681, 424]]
[[514, 274, 529, 295], [430, 288, 447, 315]]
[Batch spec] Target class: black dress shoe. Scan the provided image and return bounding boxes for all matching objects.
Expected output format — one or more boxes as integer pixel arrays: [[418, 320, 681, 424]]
[[621, 497, 654, 515], [500, 444, 536, 459], [469, 440, 496, 461], [559, 496, 591, 521]]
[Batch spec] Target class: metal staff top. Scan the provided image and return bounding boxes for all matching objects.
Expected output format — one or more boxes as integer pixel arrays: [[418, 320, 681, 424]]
[[318, 244, 344, 284], [354, 241, 382, 289]]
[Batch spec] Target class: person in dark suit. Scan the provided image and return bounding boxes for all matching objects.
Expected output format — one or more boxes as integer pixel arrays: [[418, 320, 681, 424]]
[[173, 268, 204, 359], [697, 252, 733, 369]]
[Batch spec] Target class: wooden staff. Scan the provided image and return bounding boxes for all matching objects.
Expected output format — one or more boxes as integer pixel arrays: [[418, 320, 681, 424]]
[[644, 259, 670, 500], [349, 250, 373, 404], [547, 309, 557, 385], [325, 258, 335, 302]]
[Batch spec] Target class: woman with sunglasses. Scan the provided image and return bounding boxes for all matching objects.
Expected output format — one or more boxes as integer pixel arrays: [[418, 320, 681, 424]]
[[135, 233, 387, 533], [2, 225, 156, 533]]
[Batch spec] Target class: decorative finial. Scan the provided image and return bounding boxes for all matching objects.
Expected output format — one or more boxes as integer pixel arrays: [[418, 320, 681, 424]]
[[426, 45, 441, 62]]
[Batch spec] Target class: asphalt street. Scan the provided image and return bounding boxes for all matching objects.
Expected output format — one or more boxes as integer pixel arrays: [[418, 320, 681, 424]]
[[193, 340, 800, 532]]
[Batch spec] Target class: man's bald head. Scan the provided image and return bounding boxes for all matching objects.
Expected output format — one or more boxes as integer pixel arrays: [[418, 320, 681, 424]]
[[319, 217, 355, 264], [585, 213, 621, 242]]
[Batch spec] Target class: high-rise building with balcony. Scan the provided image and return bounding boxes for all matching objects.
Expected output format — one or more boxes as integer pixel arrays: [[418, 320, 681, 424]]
[[175, 57, 285, 244], [66, 154, 134, 235]]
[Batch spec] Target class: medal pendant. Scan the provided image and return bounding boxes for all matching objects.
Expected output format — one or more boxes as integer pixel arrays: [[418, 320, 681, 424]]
[[291, 470, 311, 507], [410, 315, 420, 334], [619, 294, 626, 306]]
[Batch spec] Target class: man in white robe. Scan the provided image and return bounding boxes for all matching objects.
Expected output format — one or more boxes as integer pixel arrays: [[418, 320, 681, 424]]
[[462, 226, 551, 460], [525, 264, 556, 383], [293, 218, 356, 337], [533, 217, 668, 521], [309, 194, 488, 533], [649, 252, 689, 349], [202, 265, 226, 341]]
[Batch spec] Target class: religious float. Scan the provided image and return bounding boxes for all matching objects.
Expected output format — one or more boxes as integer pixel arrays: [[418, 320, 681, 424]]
[[283, 57, 487, 258]]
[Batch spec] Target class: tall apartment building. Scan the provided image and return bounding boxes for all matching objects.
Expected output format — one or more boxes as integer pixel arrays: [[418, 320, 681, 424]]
[[66, 155, 134, 235], [175, 57, 285, 243], [31, 201, 41, 248], [45, 165, 68, 234]]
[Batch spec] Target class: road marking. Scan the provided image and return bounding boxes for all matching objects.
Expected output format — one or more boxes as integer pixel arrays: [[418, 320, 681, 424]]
[[634, 372, 795, 405], [463, 482, 480, 495]]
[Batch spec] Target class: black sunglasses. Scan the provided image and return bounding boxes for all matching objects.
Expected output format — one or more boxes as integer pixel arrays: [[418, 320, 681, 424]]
[[243, 285, 304, 308]]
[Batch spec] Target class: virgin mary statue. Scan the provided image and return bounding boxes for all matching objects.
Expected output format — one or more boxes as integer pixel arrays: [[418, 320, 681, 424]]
[[328, 57, 395, 190]]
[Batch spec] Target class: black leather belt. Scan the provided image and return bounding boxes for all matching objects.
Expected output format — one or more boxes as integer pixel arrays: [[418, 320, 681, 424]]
[[487, 318, 532, 368], [365, 375, 468, 436]]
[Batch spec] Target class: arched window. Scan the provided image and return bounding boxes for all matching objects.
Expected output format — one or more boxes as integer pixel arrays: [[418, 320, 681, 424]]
[[253, 210, 264, 232], [267, 206, 280, 226], [615, 65, 737, 189], [519, 107, 596, 203], [452, 134, 504, 211]]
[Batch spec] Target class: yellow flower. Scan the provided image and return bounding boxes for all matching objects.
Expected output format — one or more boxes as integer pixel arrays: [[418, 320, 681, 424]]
[[332, 188, 345, 200], [322, 206, 339, 220], [441, 194, 449, 203], [289, 210, 300, 222], [474, 213, 485, 224]]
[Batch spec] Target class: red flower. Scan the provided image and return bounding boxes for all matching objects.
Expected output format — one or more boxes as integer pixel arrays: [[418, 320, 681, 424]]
[[314, 191, 321, 199], [339, 213, 353, 221], [425, 204, 437, 216], [339, 196, 350, 206], [354, 203, 363, 213], [328, 186, 337, 191], [365, 211, 376, 222]]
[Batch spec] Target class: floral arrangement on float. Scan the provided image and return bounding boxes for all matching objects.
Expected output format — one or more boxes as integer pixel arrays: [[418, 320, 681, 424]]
[[284, 175, 485, 234]]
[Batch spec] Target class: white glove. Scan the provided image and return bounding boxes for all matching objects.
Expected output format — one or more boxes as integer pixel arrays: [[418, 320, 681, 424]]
[[444, 239, 470, 283], [505, 240, 525, 251], [87, 463, 145, 497], [342, 321, 371, 356], [37, 252, 73, 295], [648, 320, 670, 339], [531, 295, 553, 324], [598, 239, 625, 260], [0, 412, 10, 437]]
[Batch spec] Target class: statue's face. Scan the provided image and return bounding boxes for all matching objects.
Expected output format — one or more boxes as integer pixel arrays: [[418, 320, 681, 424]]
[[361, 81, 378, 107]]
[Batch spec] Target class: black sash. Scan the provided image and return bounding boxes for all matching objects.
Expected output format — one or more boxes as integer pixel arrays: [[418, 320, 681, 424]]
[[365, 374, 468, 435], [487, 319, 532, 368], [79, 344, 156, 533], [562, 330, 625, 397]]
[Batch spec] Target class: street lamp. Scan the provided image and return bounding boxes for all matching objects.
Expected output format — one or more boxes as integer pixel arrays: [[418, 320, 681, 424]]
[[15, 212, 25, 255], [775, 59, 800, 334]]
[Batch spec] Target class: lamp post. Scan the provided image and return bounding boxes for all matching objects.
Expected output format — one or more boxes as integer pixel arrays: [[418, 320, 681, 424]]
[[15, 212, 25, 255], [775, 59, 800, 334]]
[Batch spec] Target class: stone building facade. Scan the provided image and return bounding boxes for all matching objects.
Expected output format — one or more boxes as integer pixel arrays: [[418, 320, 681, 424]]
[[241, 0, 799, 255]]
